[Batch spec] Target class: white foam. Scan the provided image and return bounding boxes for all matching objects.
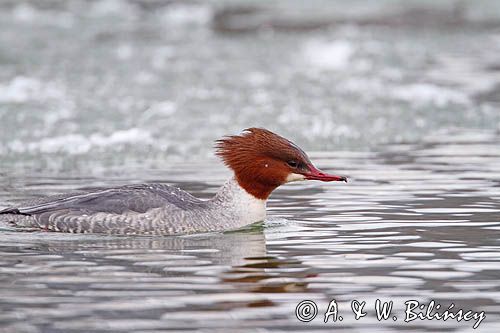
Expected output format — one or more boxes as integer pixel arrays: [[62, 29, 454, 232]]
[[0, 76, 64, 103], [302, 39, 353, 70], [246, 71, 271, 87], [392, 83, 470, 107], [11, 3, 74, 28], [115, 44, 134, 60], [11, 3, 37, 22], [140, 101, 177, 122], [160, 4, 211, 26], [7, 128, 154, 154]]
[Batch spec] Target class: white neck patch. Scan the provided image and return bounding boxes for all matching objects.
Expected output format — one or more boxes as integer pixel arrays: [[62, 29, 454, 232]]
[[214, 177, 267, 227], [285, 173, 306, 183]]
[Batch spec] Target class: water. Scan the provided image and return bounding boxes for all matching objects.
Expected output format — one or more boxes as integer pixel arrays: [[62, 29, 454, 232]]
[[1, 0, 500, 171], [1, 0, 500, 332], [1, 130, 499, 332]]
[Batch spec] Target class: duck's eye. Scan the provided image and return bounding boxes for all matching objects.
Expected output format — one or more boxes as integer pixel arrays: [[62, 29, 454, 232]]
[[287, 160, 299, 168]]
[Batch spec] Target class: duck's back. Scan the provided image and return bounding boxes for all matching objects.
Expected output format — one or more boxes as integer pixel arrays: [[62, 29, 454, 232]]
[[0, 184, 209, 235]]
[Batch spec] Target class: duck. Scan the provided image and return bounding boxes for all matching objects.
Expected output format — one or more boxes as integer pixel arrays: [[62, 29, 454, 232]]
[[0, 128, 347, 235]]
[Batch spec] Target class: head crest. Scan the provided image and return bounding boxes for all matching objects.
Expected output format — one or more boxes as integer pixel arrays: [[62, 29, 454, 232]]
[[215, 127, 309, 166], [214, 128, 312, 199], [214, 128, 347, 199]]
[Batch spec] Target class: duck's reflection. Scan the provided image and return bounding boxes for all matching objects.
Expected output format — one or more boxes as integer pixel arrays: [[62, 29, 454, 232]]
[[8, 230, 266, 267], [1, 226, 314, 298]]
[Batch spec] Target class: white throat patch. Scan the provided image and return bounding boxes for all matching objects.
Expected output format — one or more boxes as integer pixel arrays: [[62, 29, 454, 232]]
[[285, 173, 306, 183]]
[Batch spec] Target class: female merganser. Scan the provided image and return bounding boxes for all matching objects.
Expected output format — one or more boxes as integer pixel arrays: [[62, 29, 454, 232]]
[[0, 128, 347, 235]]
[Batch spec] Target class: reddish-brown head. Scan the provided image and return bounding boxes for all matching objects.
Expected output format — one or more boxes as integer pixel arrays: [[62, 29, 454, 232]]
[[215, 128, 346, 200]]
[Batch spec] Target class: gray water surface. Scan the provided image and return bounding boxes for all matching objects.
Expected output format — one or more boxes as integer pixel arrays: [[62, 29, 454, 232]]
[[1, 0, 500, 172], [1, 130, 499, 332], [1, 0, 500, 332]]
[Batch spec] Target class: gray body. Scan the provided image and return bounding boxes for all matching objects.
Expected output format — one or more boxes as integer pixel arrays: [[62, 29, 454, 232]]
[[0, 178, 266, 236]]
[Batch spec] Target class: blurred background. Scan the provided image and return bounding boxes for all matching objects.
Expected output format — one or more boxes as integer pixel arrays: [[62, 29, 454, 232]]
[[1, 3, 500, 332], [0, 0, 499, 173]]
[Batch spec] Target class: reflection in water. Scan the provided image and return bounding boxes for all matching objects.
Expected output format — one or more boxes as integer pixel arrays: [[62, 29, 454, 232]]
[[0, 231, 271, 332], [1, 131, 500, 332]]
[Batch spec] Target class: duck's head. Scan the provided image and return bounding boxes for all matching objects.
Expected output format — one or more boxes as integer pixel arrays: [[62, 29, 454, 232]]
[[215, 128, 347, 200]]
